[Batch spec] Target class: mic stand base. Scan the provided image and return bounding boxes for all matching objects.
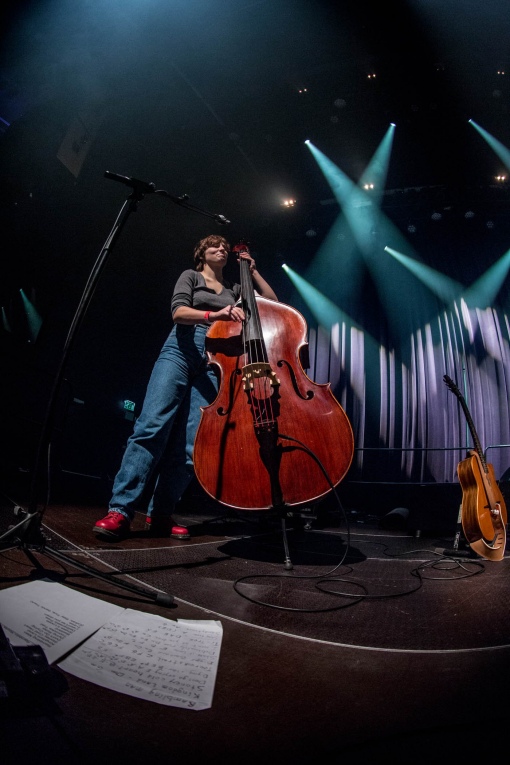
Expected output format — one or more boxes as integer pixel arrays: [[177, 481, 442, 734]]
[[1, 507, 175, 608]]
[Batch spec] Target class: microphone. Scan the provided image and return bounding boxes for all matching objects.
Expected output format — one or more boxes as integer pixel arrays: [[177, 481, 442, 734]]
[[104, 172, 231, 224], [104, 171, 156, 194]]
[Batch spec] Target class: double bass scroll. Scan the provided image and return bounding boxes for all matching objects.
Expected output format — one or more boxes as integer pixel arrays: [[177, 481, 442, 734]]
[[193, 241, 355, 512]]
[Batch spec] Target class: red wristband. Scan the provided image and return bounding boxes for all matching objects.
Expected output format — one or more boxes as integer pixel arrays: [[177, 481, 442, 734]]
[[204, 311, 211, 322]]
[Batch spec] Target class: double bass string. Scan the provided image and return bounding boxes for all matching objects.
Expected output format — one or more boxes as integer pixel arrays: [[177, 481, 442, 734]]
[[239, 255, 276, 429]]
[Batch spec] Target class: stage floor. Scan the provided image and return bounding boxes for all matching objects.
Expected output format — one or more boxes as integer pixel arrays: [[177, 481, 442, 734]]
[[1, 490, 510, 764]]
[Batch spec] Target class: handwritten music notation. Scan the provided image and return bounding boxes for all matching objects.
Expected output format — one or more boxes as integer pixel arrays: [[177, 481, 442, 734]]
[[58, 609, 223, 710], [0, 581, 223, 710]]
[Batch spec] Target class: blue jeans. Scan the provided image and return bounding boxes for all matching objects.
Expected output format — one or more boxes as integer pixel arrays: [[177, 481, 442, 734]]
[[109, 324, 218, 520]]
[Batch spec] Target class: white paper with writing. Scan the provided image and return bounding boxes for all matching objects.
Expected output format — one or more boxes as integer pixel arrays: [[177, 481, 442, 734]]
[[0, 579, 124, 664], [58, 609, 223, 710]]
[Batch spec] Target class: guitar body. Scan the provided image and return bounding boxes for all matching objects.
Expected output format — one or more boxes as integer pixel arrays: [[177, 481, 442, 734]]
[[457, 450, 507, 561], [444, 374, 507, 561]]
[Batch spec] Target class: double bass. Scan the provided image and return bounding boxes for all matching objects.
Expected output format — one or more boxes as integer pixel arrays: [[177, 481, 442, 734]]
[[193, 242, 354, 512], [444, 374, 507, 561]]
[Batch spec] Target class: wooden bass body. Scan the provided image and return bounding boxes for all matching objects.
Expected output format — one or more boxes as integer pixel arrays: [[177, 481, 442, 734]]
[[194, 297, 354, 511]]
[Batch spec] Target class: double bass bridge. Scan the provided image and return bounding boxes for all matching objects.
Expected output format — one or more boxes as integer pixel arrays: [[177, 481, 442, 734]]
[[242, 362, 280, 392]]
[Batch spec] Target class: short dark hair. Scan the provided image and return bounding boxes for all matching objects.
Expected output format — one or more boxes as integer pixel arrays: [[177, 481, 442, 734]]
[[193, 235, 230, 271]]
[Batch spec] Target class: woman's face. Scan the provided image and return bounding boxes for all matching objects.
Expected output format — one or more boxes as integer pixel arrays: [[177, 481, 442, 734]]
[[203, 242, 228, 267]]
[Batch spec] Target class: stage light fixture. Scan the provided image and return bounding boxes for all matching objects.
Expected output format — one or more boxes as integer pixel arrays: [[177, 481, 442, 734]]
[[431, 212, 442, 221], [282, 198, 296, 207], [407, 224, 417, 233], [495, 174, 507, 181], [363, 183, 374, 190], [464, 211, 475, 219], [486, 220, 495, 229]]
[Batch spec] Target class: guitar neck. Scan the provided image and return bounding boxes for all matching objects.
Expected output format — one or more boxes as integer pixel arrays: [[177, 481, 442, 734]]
[[459, 399, 487, 469], [444, 375, 488, 472]]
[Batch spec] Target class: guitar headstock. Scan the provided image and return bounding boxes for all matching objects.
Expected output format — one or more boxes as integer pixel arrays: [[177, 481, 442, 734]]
[[443, 374, 461, 398]]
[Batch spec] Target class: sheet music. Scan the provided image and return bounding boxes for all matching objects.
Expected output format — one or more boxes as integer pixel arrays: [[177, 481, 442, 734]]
[[58, 609, 223, 710]]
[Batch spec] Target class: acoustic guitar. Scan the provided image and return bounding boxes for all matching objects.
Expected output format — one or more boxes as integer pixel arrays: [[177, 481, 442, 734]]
[[443, 374, 507, 561]]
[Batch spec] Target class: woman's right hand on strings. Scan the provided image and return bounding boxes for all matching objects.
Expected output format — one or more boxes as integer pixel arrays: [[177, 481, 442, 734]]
[[211, 304, 245, 322]]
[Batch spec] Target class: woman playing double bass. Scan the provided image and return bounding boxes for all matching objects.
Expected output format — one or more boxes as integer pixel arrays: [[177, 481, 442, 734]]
[[93, 234, 277, 541]]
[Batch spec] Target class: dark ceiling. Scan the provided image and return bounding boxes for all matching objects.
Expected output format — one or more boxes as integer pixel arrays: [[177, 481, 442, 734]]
[[1, 0, 510, 435]]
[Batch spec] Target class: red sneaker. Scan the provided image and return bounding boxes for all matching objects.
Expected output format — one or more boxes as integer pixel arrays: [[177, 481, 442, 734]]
[[171, 523, 191, 540], [145, 516, 190, 539], [93, 511, 130, 540]]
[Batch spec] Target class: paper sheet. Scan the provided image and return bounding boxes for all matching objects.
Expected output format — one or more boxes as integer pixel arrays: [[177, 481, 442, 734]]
[[58, 609, 223, 710], [0, 579, 124, 664]]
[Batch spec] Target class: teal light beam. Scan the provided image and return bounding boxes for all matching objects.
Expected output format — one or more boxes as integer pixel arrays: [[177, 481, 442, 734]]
[[384, 247, 463, 303], [305, 138, 411, 264], [20, 288, 42, 342], [306, 141, 443, 342], [469, 119, 510, 171], [462, 246, 510, 309], [2, 307, 12, 332], [282, 264, 381, 412], [283, 263, 355, 330], [306, 140, 378, 254], [359, 123, 396, 206], [282, 263, 378, 353]]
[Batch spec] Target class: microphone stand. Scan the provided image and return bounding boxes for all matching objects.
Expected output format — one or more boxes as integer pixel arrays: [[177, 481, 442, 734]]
[[0, 171, 230, 607]]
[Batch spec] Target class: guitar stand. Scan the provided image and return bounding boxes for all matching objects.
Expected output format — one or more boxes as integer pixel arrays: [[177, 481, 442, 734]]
[[435, 503, 475, 559]]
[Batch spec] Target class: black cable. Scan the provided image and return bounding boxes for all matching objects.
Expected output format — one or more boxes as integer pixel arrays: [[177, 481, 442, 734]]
[[233, 432, 486, 611]]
